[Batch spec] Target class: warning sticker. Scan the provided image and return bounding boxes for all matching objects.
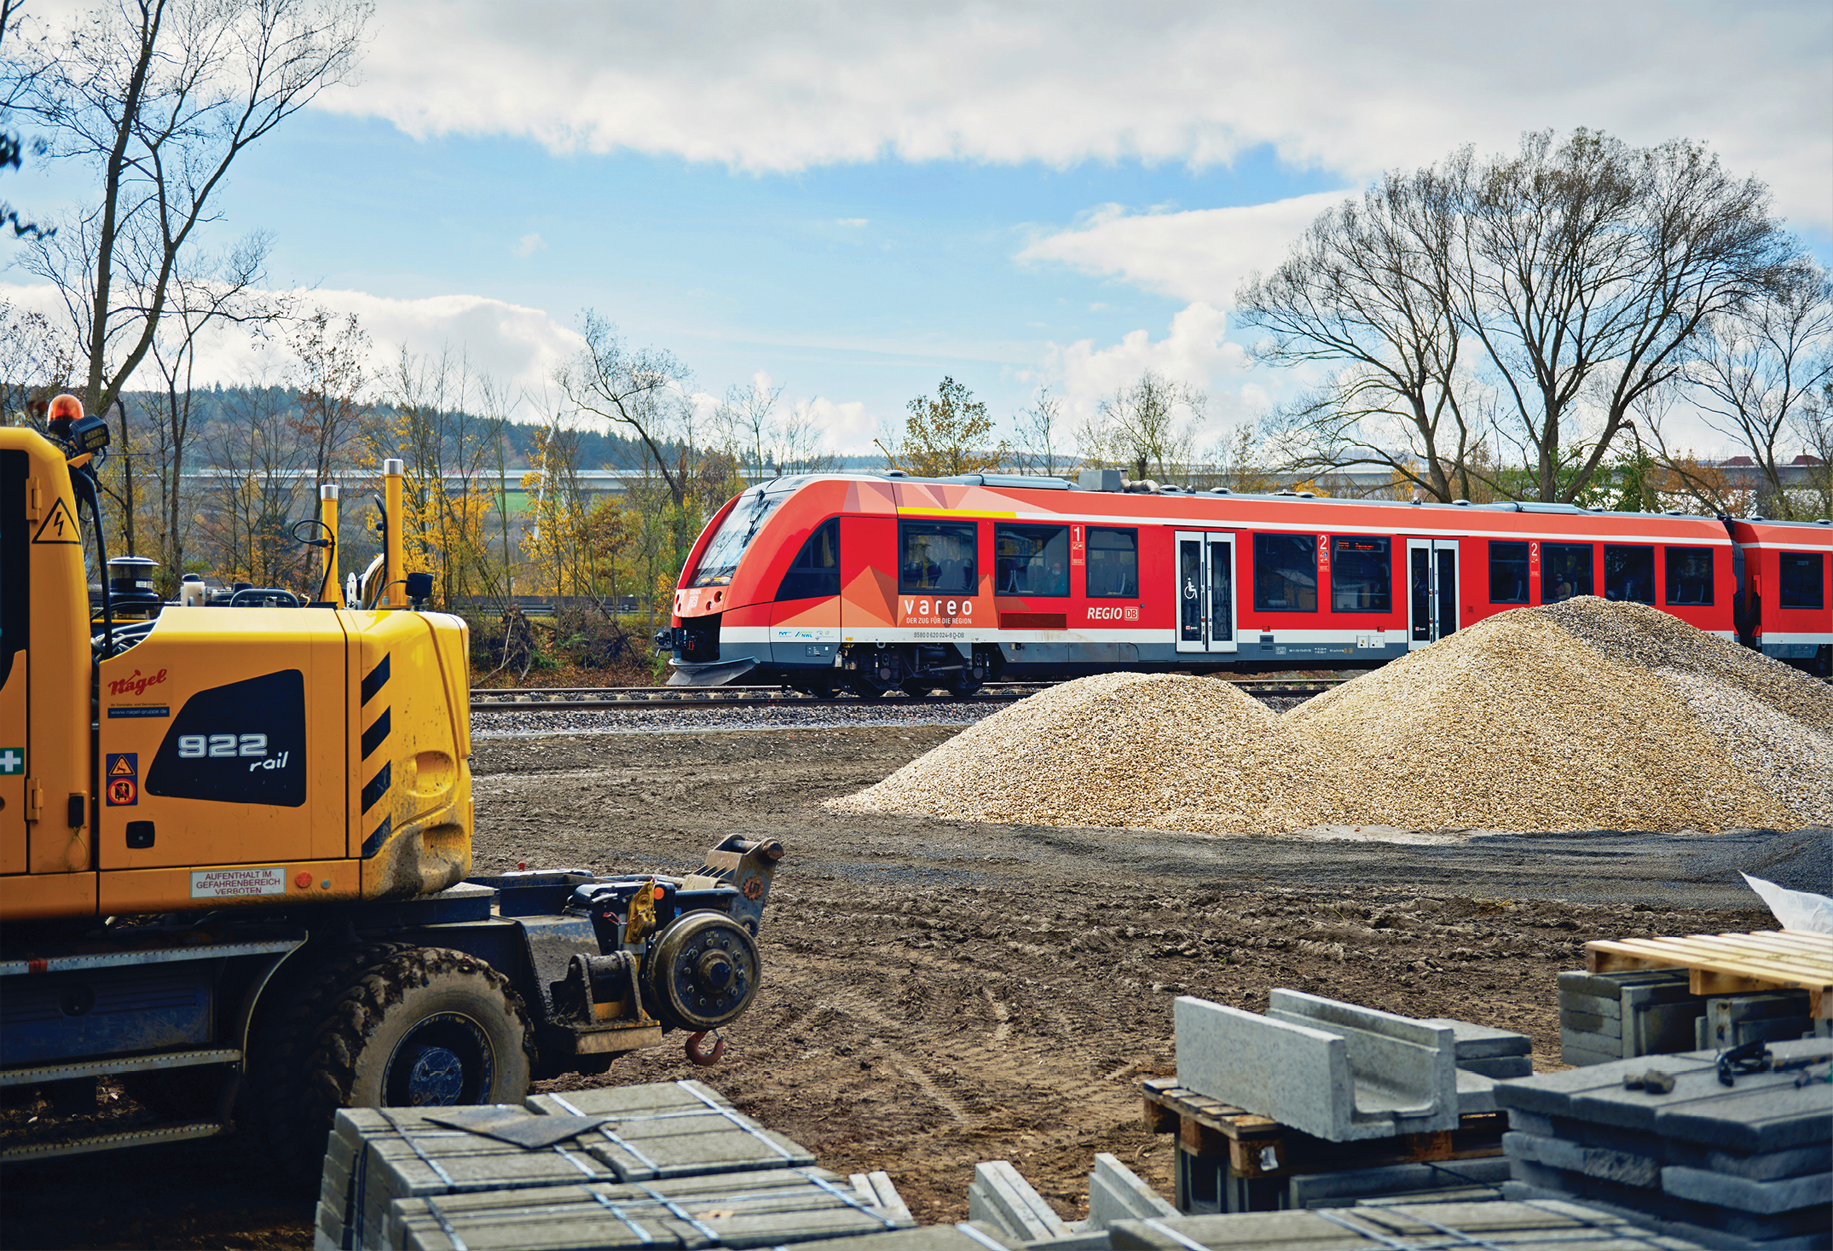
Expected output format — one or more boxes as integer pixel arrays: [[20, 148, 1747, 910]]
[[32, 498, 79, 544], [105, 752, 138, 806], [190, 866, 286, 899]]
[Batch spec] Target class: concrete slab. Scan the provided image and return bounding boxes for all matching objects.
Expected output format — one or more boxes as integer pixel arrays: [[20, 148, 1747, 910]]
[[1285, 1156, 1512, 1208], [1421, 1018, 1532, 1059], [1661, 1164, 1832, 1216], [1504, 1129, 1661, 1189], [1459, 1055, 1533, 1079], [1264, 990, 1460, 1135], [967, 1161, 1071, 1243], [1086, 1154, 1176, 1228]]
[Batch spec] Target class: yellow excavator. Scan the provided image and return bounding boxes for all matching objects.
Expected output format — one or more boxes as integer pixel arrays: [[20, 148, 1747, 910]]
[[0, 397, 782, 1180]]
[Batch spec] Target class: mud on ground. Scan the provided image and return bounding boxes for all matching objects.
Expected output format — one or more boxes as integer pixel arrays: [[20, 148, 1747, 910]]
[[3, 724, 1810, 1249]]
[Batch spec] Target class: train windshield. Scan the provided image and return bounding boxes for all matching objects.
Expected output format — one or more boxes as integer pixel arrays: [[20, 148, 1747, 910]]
[[688, 490, 785, 587]]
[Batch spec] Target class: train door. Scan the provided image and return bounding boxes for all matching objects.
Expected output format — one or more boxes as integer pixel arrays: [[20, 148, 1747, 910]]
[[1406, 539, 1459, 648], [1173, 531, 1236, 653]]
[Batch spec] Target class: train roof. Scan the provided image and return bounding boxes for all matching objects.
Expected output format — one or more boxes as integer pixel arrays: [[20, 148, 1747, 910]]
[[754, 469, 1827, 532]]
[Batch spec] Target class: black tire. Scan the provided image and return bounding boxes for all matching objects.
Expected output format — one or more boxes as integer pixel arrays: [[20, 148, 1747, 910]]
[[899, 680, 936, 699], [242, 941, 413, 1187], [299, 947, 534, 1148], [947, 677, 984, 698], [851, 675, 889, 700]]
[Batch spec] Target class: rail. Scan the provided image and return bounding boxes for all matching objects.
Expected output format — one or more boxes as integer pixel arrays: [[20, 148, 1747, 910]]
[[469, 676, 1348, 713]]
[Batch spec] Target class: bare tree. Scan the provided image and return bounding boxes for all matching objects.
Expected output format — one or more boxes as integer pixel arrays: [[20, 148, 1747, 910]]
[[1011, 386, 1074, 477], [1793, 381, 1832, 520], [141, 233, 286, 588], [1238, 165, 1490, 502], [1457, 129, 1796, 502], [715, 375, 785, 485], [1686, 260, 1833, 519], [201, 378, 308, 587], [0, 299, 75, 424], [558, 312, 693, 505], [13, 0, 371, 420], [1079, 370, 1204, 482]]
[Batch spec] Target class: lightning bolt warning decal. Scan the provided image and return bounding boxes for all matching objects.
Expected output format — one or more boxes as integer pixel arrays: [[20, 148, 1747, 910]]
[[32, 497, 79, 544]]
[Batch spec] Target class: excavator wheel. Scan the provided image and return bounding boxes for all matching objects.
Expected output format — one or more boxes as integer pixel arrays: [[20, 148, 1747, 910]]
[[298, 947, 536, 1143], [242, 941, 414, 1188]]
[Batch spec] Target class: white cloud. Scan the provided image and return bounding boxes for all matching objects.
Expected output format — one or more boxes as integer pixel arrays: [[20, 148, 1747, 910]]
[[1020, 191, 1351, 305], [0, 282, 587, 398], [789, 396, 873, 454], [1045, 302, 1246, 427], [324, 2, 1832, 229], [835, 218, 869, 228], [512, 232, 546, 257]]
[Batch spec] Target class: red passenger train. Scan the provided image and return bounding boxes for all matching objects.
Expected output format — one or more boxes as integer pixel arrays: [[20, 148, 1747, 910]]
[[657, 471, 1833, 695]]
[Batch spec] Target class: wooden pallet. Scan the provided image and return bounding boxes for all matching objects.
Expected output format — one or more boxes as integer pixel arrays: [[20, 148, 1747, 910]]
[[1586, 929, 1833, 1018], [1140, 1078, 1505, 1180]]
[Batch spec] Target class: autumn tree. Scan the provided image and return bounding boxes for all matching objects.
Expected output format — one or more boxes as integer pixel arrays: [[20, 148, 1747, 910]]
[[879, 376, 1007, 477]]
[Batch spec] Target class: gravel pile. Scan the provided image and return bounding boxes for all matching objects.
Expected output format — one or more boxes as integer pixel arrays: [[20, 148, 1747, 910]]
[[833, 599, 1830, 834], [829, 672, 1277, 827]]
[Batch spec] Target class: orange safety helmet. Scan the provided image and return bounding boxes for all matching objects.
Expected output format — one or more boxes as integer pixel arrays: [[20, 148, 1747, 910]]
[[46, 393, 83, 438]]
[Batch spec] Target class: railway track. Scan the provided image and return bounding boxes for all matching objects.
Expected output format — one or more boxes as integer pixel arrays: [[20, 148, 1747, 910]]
[[469, 676, 1348, 713]]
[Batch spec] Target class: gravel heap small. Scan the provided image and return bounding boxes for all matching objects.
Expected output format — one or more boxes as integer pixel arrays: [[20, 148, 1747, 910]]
[[829, 672, 1277, 828], [831, 599, 1831, 834]]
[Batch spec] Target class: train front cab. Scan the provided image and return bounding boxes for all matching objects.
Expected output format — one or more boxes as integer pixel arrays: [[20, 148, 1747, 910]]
[[1727, 518, 1833, 677]]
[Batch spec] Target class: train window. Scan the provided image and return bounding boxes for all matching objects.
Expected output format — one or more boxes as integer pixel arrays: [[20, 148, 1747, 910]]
[[1604, 545, 1655, 604], [1665, 547, 1715, 606], [1778, 551, 1825, 610], [776, 519, 840, 601], [1254, 533, 1318, 613], [899, 520, 978, 594], [1541, 543, 1593, 604], [1086, 527, 1138, 598], [1489, 541, 1530, 604], [1330, 536, 1391, 612], [688, 490, 785, 587], [994, 524, 1069, 596]]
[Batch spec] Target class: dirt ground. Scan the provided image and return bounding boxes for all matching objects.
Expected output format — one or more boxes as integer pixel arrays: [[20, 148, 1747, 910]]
[[2, 722, 1810, 1249]]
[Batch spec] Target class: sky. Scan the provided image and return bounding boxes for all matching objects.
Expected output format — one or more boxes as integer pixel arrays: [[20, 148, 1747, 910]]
[[4, 0, 1831, 460]]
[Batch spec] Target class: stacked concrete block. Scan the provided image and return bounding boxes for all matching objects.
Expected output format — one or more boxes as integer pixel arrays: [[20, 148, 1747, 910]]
[[1102, 1199, 1707, 1249], [1174, 993, 1459, 1143], [1558, 969, 1704, 1065], [315, 1081, 817, 1251], [386, 1166, 915, 1251], [316, 1105, 622, 1251], [1694, 992, 1816, 1052], [1495, 1037, 1832, 1249], [528, 1081, 815, 1178]]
